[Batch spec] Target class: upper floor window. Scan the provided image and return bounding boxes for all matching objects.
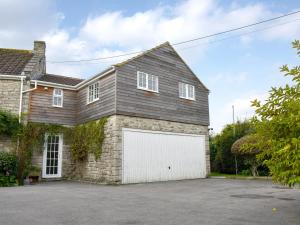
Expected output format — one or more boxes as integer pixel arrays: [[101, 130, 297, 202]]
[[53, 88, 63, 107], [137, 71, 158, 92], [87, 82, 100, 104], [179, 82, 195, 100]]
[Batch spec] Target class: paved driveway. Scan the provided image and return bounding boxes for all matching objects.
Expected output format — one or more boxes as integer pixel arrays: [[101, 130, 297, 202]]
[[0, 179, 299, 225]]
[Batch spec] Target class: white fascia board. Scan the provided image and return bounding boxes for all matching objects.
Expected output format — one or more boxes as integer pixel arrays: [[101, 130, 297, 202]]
[[30, 80, 77, 90], [0, 74, 26, 80], [30, 66, 115, 91], [75, 66, 115, 89]]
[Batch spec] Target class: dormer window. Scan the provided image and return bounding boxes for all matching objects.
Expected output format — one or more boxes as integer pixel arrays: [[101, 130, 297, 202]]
[[87, 82, 100, 104], [179, 82, 195, 100], [53, 88, 63, 107], [137, 71, 158, 92]]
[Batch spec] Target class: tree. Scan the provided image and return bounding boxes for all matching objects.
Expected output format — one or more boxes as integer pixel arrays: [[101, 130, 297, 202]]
[[251, 40, 300, 186], [210, 120, 254, 173], [231, 134, 261, 176]]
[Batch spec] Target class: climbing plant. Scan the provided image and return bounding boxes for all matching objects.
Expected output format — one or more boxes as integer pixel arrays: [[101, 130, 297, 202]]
[[0, 109, 108, 184], [13, 122, 69, 185], [70, 117, 107, 161]]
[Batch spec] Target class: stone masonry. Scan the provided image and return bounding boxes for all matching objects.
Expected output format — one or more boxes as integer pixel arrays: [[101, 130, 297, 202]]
[[0, 40, 46, 152], [0, 79, 30, 152], [57, 115, 210, 184]]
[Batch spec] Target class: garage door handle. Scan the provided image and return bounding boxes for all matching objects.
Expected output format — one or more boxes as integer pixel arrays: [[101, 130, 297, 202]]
[[168, 166, 171, 170]]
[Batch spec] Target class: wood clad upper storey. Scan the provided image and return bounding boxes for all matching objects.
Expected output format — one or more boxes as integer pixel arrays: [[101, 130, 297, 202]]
[[27, 42, 209, 127], [76, 73, 116, 124], [115, 43, 209, 126], [29, 86, 77, 126]]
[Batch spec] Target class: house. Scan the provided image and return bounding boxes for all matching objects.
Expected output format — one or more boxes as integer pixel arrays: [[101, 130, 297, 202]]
[[0, 41, 210, 184]]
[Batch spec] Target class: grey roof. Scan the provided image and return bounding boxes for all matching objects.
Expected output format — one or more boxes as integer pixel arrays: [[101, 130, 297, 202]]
[[37, 74, 84, 86], [0, 48, 33, 75]]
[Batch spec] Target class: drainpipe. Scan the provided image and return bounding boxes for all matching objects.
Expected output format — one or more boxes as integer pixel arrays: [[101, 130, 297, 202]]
[[22, 80, 38, 93], [18, 76, 25, 123], [18, 78, 38, 123]]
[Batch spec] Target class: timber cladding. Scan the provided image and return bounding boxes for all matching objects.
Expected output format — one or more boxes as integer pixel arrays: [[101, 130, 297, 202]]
[[28, 43, 209, 127], [29, 86, 77, 126], [76, 73, 116, 124], [115, 44, 209, 126]]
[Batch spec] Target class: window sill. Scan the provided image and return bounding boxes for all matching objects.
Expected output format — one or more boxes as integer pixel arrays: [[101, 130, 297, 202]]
[[52, 105, 63, 108], [87, 98, 99, 105], [179, 96, 195, 101], [137, 87, 159, 93]]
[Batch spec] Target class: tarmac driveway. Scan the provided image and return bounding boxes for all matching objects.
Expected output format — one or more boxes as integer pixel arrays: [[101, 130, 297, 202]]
[[0, 179, 299, 225]]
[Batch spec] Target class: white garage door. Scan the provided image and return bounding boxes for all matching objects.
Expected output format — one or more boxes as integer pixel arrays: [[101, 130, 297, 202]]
[[122, 128, 206, 184]]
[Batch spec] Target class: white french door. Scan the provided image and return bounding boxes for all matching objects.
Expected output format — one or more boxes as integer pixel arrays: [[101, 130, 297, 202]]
[[42, 134, 63, 178]]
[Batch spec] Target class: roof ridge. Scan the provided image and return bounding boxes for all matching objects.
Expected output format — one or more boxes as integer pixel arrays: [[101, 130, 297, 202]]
[[114, 41, 170, 67], [45, 73, 84, 80], [0, 48, 32, 54]]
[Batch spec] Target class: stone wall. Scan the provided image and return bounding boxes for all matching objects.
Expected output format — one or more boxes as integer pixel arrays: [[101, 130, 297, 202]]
[[0, 79, 21, 115], [0, 79, 30, 117], [63, 115, 209, 184], [0, 79, 30, 154], [62, 116, 119, 183], [31, 115, 210, 184]]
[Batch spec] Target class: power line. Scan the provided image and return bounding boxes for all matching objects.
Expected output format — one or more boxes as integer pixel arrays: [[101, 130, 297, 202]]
[[47, 9, 300, 64], [178, 18, 300, 51], [172, 10, 300, 46], [61, 18, 300, 66]]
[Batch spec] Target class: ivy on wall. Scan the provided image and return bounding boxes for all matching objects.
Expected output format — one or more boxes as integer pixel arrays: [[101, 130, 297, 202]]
[[70, 117, 108, 161], [0, 109, 108, 184], [14, 122, 69, 185]]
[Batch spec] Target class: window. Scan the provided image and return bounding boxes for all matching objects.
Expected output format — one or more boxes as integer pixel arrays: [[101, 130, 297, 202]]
[[53, 88, 63, 107], [87, 82, 100, 104], [137, 71, 158, 92], [179, 82, 195, 100]]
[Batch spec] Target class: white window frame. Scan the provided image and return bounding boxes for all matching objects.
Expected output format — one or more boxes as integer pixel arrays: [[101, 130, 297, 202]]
[[137, 71, 159, 93], [52, 88, 63, 107], [87, 82, 100, 104], [42, 133, 63, 178], [179, 82, 195, 100]]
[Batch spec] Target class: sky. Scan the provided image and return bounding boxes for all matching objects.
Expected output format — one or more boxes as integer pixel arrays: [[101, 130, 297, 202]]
[[1, 0, 300, 133]]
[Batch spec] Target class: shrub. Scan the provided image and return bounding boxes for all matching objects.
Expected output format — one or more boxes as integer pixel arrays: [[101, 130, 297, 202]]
[[210, 120, 254, 174], [0, 151, 18, 186], [0, 110, 20, 137]]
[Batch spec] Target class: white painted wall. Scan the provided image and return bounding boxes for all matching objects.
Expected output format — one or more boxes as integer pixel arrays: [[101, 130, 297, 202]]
[[122, 128, 206, 184]]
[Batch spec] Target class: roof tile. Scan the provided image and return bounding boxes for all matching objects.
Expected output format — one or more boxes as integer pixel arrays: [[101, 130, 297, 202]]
[[0, 48, 33, 75], [37, 74, 84, 86]]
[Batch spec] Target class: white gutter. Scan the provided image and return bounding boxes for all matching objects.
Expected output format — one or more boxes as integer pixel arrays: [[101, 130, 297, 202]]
[[0, 74, 26, 80], [29, 66, 116, 91], [30, 80, 77, 90], [75, 66, 115, 89], [22, 80, 37, 93]]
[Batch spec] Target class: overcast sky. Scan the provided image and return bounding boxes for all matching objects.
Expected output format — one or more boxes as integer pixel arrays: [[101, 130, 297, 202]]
[[1, 0, 299, 132]]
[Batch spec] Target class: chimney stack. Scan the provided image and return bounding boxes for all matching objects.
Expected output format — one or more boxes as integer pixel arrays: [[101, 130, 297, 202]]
[[34, 40, 46, 56], [33, 40, 46, 75]]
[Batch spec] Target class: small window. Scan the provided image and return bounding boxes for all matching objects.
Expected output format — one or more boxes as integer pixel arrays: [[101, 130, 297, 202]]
[[137, 71, 158, 92], [87, 82, 100, 104], [53, 88, 63, 107], [179, 82, 195, 100]]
